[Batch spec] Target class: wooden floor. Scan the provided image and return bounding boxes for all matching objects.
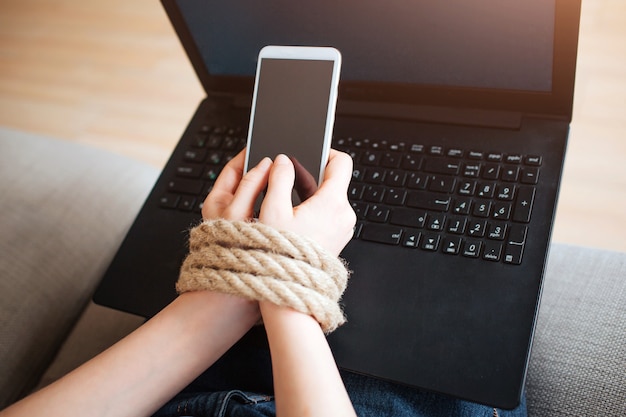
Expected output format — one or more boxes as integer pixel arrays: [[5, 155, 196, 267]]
[[1, 0, 625, 252]]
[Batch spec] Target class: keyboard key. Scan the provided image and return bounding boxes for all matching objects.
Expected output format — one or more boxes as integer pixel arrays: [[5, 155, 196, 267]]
[[483, 241, 503, 261], [384, 188, 407, 205], [381, 152, 402, 168], [406, 191, 450, 212], [159, 194, 180, 209], [468, 150, 484, 160], [364, 168, 385, 183], [424, 159, 461, 175], [420, 233, 440, 251], [513, 187, 536, 223], [365, 205, 390, 223], [458, 180, 476, 196], [179, 196, 196, 212], [176, 165, 203, 178], [429, 145, 444, 156], [443, 237, 462, 254], [361, 150, 382, 166], [401, 154, 422, 171], [207, 151, 224, 165], [521, 168, 540, 184], [506, 154, 523, 164], [206, 133, 224, 149], [390, 208, 427, 228], [492, 202, 511, 220], [452, 198, 472, 215], [364, 185, 385, 203], [487, 152, 503, 162], [402, 230, 421, 248], [447, 148, 464, 158], [447, 216, 467, 234], [473, 201, 492, 218], [427, 213, 446, 231], [407, 172, 428, 189], [428, 175, 456, 193], [487, 222, 507, 240], [385, 170, 407, 186], [167, 178, 204, 195], [183, 149, 207, 163], [477, 183, 496, 198], [496, 184, 515, 200], [524, 155, 542, 166], [462, 240, 483, 257], [361, 224, 403, 245], [504, 225, 528, 265], [462, 162, 481, 178], [501, 166, 520, 182], [467, 220, 487, 237], [482, 164, 500, 180]]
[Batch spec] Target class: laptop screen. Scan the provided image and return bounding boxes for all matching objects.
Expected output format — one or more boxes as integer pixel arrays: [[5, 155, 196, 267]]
[[165, 0, 579, 118], [177, 0, 554, 93]]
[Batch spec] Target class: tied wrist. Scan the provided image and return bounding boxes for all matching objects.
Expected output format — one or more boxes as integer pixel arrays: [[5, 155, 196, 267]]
[[176, 219, 350, 333]]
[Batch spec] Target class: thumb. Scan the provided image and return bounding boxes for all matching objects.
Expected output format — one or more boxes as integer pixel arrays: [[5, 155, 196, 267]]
[[259, 154, 296, 224]]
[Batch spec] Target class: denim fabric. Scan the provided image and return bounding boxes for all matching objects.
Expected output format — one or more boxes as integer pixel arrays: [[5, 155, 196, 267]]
[[153, 327, 527, 417], [153, 375, 526, 417], [341, 371, 527, 417], [152, 390, 275, 417]]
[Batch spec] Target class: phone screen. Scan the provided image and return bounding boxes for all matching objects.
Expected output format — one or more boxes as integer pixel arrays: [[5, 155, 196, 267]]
[[247, 57, 335, 204]]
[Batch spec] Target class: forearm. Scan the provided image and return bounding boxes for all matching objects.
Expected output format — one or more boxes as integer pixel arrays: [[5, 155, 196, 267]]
[[260, 301, 356, 417], [2, 292, 259, 417]]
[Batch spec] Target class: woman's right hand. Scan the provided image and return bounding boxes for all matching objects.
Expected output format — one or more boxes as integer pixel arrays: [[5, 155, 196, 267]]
[[258, 150, 356, 257]]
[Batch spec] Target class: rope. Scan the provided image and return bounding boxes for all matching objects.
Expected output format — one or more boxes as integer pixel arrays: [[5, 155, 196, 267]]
[[177, 219, 350, 333]]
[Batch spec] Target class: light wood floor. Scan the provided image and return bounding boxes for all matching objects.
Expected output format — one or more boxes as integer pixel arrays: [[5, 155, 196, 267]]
[[1, 0, 625, 252]]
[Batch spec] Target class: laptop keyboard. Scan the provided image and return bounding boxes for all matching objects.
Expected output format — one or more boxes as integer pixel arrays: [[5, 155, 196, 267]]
[[159, 125, 247, 212], [335, 137, 540, 266], [160, 125, 540, 266]]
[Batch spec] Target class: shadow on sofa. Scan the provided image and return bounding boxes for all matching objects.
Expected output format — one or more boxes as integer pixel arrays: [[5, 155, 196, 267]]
[[1, 128, 624, 415]]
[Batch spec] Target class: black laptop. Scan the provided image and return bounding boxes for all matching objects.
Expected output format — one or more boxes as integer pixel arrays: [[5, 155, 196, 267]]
[[94, 0, 581, 409]]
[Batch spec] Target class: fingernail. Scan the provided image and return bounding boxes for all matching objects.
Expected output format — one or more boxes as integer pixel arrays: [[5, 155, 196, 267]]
[[274, 154, 290, 164], [256, 157, 272, 170]]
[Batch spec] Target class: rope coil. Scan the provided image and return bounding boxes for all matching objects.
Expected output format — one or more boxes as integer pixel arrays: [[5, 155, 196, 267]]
[[177, 219, 350, 333]]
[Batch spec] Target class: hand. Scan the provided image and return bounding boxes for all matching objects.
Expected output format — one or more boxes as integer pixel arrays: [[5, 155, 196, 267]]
[[201, 150, 272, 221], [259, 150, 356, 256]]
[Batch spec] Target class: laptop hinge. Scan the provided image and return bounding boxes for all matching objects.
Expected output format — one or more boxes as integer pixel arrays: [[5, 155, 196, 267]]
[[337, 101, 522, 130]]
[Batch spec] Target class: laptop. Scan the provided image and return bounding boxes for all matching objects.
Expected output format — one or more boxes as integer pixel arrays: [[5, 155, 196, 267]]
[[94, 0, 581, 409]]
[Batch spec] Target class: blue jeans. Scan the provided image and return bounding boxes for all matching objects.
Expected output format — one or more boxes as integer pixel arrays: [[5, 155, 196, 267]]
[[153, 328, 527, 417]]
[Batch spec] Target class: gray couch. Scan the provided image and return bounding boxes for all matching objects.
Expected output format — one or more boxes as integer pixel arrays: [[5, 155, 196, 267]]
[[1, 128, 624, 415]]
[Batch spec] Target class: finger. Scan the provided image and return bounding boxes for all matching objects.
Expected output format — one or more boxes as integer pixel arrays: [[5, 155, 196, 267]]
[[222, 156, 272, 220], [259, 154, 296, 223], [317, 149, 353, 196], [201, 150, 247, 219], [211, 149, 247, 195]]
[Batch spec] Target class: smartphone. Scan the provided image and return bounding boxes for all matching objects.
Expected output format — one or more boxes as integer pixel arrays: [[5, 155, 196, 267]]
[[244, 45, 342, 205]]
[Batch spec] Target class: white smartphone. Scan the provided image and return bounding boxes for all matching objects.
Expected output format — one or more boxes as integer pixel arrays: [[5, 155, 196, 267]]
[[244, 45, 342, 204]]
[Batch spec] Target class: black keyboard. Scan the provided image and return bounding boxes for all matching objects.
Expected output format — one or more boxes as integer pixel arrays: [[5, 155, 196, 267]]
[[335, 137, 540, 266], [159, 124, 247, 213], [160, 124, 539, 266]]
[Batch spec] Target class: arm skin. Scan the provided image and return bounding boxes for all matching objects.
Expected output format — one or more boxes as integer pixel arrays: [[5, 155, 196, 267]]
[[1, 149, 357, 417], [257, 152, 357, 417], [1, 292, 260, 417], [1, 154, 272, 417]]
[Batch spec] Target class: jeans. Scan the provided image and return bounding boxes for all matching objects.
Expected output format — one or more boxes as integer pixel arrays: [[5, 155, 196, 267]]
[[153, 327, 527, 417]]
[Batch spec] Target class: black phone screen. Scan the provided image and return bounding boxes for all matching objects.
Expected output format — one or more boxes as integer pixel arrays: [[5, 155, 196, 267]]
[[247, 58, 335, 203]]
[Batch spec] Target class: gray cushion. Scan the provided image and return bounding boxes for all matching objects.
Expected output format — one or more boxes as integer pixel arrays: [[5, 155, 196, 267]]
[[527, 244, 626, 415], [0, 128, 158, 408]]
